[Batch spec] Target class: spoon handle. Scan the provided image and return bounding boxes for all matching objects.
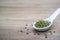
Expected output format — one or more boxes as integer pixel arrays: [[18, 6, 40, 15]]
[[48, 8, 60, 22]]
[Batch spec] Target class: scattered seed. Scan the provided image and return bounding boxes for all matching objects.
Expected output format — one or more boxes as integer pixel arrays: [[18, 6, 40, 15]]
[[53, 31, 55, 33], [27, 29, 29, 31], [49, 31, 52, 35], [26, 33, 29, 35], [44, 33, 47, 38], [26, 24, 28, 26], [37, 33, 40, 35], [34, 33, 36, 35], [25, 27, 27, 29], [20, 30, 23, 32]]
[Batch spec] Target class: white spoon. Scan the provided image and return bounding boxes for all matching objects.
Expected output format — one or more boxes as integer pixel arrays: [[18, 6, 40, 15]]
[[33, 8, 60, 31]]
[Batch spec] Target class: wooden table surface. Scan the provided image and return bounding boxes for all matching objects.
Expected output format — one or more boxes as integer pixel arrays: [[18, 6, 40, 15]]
[[0, 0, 60, 40]]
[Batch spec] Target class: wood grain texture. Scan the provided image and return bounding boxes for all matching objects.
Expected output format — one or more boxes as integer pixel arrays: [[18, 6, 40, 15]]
[[0, 0, 60, 40]]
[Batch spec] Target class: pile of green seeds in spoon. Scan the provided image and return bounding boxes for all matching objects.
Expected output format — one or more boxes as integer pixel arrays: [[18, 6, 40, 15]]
[[35, 20, 51, 28]]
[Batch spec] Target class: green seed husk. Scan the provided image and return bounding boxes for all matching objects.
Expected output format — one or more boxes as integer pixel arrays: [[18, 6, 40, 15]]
[[35, 20, 51, 28]]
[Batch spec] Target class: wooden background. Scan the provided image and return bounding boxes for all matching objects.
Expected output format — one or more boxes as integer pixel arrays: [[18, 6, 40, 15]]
[[0, 0, 60, 40]]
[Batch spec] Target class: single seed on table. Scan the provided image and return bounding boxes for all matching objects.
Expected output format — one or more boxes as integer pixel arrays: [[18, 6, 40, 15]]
[[25, 27, 27, 29], [20, 30, 23, 32], [26, 24, 28, 26], [34, 33, 36, 35], [49, 31, 52, 35], [44, 33, 47, 38], [26, 32, 29, 35], [27, 29, 29, 31], [53, 31, 55, 33]]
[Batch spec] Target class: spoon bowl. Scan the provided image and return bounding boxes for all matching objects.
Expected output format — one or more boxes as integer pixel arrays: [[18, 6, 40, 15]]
[[33, 19, 52, 31], [33, 8, 60, 31]]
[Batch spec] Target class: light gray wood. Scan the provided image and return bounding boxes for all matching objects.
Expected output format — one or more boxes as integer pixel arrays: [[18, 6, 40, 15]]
[[0, 0, 60, 40]]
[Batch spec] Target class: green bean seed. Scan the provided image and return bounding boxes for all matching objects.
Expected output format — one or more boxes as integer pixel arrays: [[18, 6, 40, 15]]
[[35, 20, 51, 28]]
